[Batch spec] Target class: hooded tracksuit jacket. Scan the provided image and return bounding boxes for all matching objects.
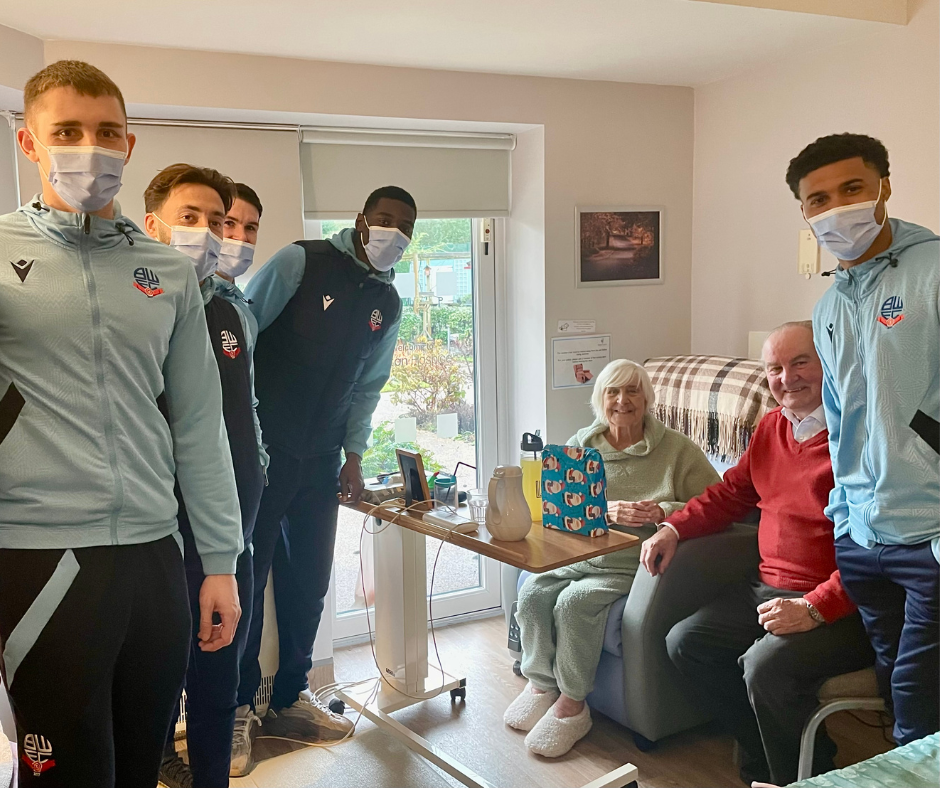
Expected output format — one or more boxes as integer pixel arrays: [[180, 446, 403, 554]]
[[812, 217, 939, 744], [0, 196, 242, 787]]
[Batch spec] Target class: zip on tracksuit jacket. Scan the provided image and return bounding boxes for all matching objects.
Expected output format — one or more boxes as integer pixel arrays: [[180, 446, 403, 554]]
[[0, 197, 243, 574], [812, 218, 940, 560]]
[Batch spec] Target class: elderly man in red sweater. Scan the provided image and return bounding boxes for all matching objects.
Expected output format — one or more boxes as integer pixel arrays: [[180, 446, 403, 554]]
[[641, 321, 874, 787]]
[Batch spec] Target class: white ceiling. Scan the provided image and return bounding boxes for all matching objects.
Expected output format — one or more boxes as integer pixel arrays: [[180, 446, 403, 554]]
[[0, 0, 888, 87]]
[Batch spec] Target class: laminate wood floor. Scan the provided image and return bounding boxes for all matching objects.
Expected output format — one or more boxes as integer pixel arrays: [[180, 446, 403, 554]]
[[314, 614, 894, 788]]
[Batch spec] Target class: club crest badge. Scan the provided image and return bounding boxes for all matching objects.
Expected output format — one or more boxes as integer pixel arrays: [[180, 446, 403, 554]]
[[22, 734, 55, 775], [877, 295, 904, 328], [221, 330, 240, 359], [369, 309, 383, 332], [133, 267, 164, 298]]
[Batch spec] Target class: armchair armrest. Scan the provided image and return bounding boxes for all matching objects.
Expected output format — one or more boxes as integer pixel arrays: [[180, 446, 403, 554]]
[[618, 523, 759, 740]]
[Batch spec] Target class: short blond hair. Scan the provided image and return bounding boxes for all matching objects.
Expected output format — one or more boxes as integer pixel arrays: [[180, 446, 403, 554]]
[[590, 359, 655, 424], [24, 60, 126, 124]]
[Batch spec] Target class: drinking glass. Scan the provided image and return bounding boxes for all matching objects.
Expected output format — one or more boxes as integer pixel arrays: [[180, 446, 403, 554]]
[[467, 488, 487, 523]]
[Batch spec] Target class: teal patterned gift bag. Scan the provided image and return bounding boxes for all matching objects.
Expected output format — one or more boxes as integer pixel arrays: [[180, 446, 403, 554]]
[[541, 445, 609, 537]]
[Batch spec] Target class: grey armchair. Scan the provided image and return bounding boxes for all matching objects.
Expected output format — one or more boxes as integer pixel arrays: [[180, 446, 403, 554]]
[[586, 523, 760, 746]]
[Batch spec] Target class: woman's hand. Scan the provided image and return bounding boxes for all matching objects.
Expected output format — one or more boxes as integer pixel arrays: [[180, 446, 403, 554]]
[[608, 500, 666, 526]]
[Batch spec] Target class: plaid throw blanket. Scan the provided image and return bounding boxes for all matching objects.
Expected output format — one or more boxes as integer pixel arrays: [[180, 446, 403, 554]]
[[644, 355, 778, 461]]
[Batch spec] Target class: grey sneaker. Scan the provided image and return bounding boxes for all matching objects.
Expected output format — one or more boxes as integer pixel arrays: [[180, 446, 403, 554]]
[[229, 704, 262, 777], [158, 751, 193, 788], [261, 689, 354, 743]]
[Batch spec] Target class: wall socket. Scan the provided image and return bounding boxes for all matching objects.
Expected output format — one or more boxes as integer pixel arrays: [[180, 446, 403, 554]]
[[798, 229, 820, 277]]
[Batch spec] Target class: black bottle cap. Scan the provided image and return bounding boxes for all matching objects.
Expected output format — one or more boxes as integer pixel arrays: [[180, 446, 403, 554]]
[[521, 431, 543, 452]]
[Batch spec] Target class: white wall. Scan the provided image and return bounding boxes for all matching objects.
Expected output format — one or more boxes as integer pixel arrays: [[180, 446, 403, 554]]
[[0, 23, 42, 94], [0, 122, 17, 215], [504, 127, 547, 453], [691, 0, 939, 355]]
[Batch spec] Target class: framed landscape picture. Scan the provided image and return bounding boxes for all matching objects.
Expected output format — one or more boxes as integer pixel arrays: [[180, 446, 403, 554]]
[[576, 206, 663, 287]]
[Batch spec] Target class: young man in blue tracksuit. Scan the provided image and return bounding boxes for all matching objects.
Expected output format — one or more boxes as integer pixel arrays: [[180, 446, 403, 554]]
[[788, 133, 939, 745], [143, 165, 268, 788], [0, 62, 243, 788], [232, 186, 414, 771]]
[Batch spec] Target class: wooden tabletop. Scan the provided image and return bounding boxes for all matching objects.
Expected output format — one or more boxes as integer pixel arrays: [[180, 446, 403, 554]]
[[346, 501, 639, 574]]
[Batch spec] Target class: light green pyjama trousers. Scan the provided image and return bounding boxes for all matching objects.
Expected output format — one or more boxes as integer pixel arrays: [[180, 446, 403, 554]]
[[517, 558, 636, 702]]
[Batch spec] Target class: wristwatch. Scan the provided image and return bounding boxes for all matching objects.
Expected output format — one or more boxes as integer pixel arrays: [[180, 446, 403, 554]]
[[805, 602, 826, 624]]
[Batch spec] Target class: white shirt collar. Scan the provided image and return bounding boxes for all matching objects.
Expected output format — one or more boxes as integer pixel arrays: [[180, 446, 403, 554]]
[[781, 404, 827, 441]]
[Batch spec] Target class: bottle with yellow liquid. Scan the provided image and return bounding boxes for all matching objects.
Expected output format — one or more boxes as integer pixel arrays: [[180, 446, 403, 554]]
[[520, 431, 544, 522]]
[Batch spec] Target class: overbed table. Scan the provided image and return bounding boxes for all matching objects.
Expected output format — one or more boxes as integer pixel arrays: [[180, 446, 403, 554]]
[[337, 501, 640, 788]]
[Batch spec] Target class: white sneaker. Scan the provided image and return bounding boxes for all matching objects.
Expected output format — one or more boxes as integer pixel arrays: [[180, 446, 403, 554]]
[[524, 701, 592, 757], [261, 689, 354, 743], [503, 682, 560, 731], [229, 704, 262, 777]]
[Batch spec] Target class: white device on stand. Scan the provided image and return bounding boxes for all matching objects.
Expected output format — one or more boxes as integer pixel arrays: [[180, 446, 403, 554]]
[[422, 506, 479, 533]]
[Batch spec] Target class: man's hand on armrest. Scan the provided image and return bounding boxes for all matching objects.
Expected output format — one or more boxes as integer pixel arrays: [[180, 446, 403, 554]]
[[640, 526, 679, 577]]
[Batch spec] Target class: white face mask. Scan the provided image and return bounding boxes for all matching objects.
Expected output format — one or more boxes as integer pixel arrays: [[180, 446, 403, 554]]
[[362, 224, 410, 272], [152, 213, 221, 281], [217, 238, 255, 278], [30, 131, 126, 213], [805, 181, 887, 261]]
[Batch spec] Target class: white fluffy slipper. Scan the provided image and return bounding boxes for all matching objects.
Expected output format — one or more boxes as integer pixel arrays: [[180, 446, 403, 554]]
[[524, 701, 592, 757], [503, 683, 560, 731]]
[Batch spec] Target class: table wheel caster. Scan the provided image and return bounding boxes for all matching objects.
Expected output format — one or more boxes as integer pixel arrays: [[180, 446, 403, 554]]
[[512, 660, 522, 676], [329, 699, 346, 715], [450, 687, 466, 701]]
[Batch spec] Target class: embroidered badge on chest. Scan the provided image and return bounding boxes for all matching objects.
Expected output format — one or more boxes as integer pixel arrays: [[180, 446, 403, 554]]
[[133, 267, 164, 298], [369, 309, 383, 332], [877, 295, 904, 328], [221, 329, 241, 359]]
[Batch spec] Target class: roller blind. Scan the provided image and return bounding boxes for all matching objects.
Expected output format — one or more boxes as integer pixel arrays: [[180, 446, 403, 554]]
[[15, 122, 303, 278], [300, 127, 513, 219]]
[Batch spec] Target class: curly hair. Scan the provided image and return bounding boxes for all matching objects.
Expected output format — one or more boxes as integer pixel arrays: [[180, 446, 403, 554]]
[[786, 133, 889, 199]]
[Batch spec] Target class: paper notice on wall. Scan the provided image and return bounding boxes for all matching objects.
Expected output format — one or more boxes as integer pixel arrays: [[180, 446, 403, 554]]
[[552, 335, 611, 389], [557, 319, 596, 334]]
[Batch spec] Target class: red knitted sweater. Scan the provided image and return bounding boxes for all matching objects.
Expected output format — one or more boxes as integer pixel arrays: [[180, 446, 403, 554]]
[[666, 408, 855, 622]]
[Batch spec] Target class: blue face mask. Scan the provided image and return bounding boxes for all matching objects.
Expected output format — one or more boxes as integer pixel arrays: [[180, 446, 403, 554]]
[[806, 182, 887, 261], [30, 132, 126, 213], [152, 214, 222, 281], [217, 238, 255, 278], [362, 224, 410, 272]]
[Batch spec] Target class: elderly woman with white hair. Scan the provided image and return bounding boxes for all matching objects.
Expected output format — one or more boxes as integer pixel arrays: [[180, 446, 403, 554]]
[[505, 358, 720, 757]]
